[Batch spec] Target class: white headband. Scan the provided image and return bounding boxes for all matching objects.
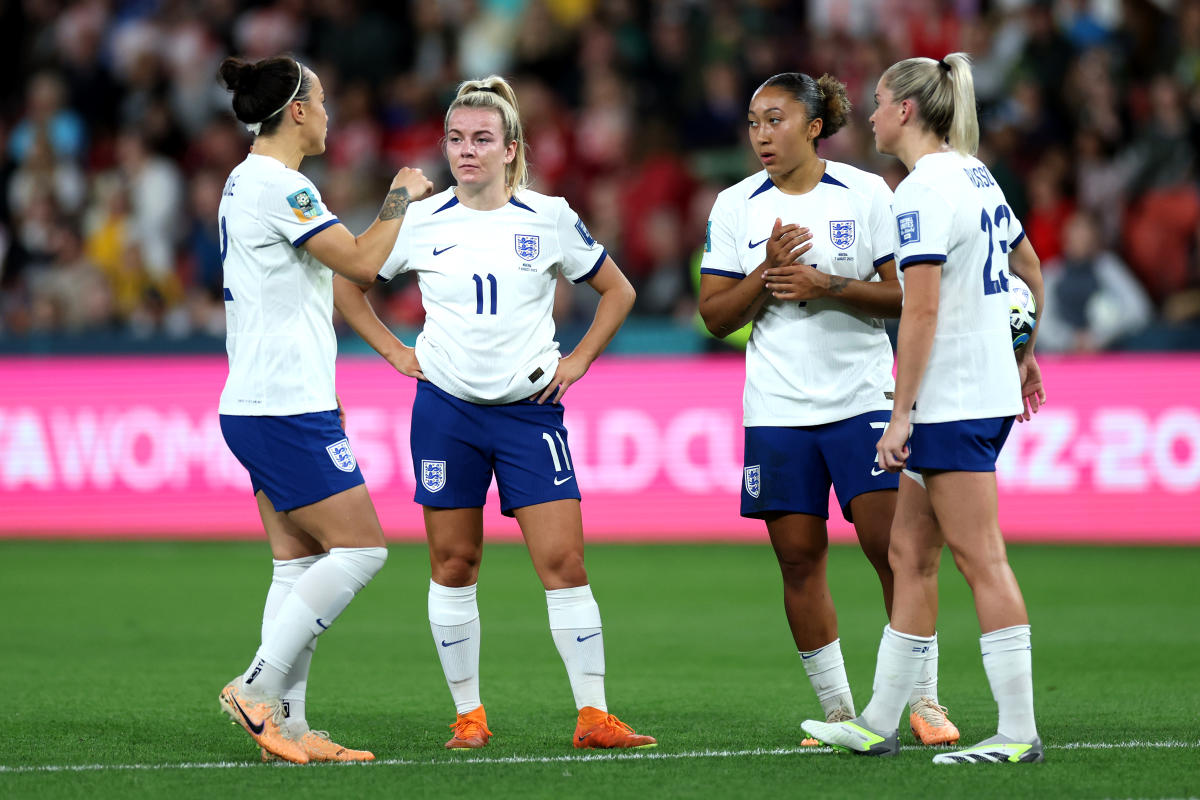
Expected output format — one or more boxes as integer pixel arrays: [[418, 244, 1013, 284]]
[[246, 61, 304, 136]]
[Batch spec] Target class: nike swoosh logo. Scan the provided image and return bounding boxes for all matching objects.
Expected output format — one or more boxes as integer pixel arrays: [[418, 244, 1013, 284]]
[[871, 467, 886, 476], [433, 245, 457, 256], [748, 238, 767, 248], [576, 632, 601, 642], [554, 475, 575, 486], [801, 648, 823, 660], [316, 618, 329, 630], [577, 733, 591, 742], [229, 693, 265, 735], [441, 637, 470, 647]]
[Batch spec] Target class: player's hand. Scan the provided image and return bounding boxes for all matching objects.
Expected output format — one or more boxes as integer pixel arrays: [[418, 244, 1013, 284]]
[[390, 167, 434, 202], [390, 344, 426, 381], [336, 394, 346, 429], [1016, 351, 1045, 423], [764, 217, 813, 271], [764, 262, 826, 301], [876, 416, 911, 472], [535, 354, 588, 404]]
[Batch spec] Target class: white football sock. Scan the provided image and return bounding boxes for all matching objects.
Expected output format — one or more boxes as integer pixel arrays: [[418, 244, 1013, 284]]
[[255, 554, 324, 729], [908, 631, 940, 707], [428, 580, 482, 714], [800, 639, 855, 718], [244, 546, 387, 698], [546, 585, 606, 711], [981, 624, 1038, 741], [861, 625, 934, 733]]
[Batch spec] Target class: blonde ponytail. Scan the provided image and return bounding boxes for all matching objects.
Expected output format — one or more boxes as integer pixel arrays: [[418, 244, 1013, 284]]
[[882, 52, 979, 155]]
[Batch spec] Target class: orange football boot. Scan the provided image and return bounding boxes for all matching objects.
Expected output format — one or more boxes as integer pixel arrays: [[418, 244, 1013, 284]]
[[445, 705, 492, 749], [261, 730, 375, 762], [573, 707, 657, 749], [909, 697, 960, 745], [218, 679, 309, 764]]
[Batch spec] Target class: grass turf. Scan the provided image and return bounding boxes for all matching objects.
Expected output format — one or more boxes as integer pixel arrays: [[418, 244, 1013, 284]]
[[1, 541, 1198, 798]]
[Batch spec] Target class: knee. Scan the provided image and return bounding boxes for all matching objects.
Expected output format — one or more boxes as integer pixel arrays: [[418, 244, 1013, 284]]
[[775, 545, 827, 588], [538, 549, 587, 589], [888, 538, 938, 580], [431, 548, 481, 586]]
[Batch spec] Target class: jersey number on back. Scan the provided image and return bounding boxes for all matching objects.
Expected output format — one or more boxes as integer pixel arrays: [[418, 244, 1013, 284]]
[[979, 205, 1012, 296], [473, 273, 498, 315]]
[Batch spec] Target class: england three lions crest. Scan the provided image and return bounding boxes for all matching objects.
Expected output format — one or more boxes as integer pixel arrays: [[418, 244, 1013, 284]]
[[830, 220, 855, 250], [421, 459, 447, 493], [514, 234, 540, 261], [744, 465, 761, 499], [326, 439, 357, 473]]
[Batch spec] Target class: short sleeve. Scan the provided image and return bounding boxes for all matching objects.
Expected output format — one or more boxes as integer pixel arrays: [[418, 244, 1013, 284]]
[[556, 199, 608, 284], [1007, 210, 1027, 251], [893, 181, 951, 271], [698, 193, 745, 279], [259, 172, 340, 247], [377, 221, 412, 283], [866, 177, 896, 270]]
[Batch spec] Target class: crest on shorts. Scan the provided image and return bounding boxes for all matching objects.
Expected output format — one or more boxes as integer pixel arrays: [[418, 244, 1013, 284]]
[[514, 234, 540, 261], [744, 465, 761, 499], [830, 220, 855, 250], [421, 459, 447, 493], [326, 438, 357, 473]]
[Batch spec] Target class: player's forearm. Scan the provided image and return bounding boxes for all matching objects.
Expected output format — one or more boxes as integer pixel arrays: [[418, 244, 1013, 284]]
[[699, 270, 769, 337], [571, 281, 635, 365], [332, 275, 409, 365], [820, 273, 903, 317], [347, 188, 413, 281]]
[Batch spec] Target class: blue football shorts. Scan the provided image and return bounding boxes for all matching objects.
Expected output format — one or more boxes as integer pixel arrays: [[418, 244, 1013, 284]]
[[410, 381, 581, 515], [220, 410, 365, 512], [741, 410, 899, 522], [906, 416, 1015, 473]]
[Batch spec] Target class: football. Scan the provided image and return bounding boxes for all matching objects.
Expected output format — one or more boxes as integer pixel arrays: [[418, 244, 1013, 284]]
[[1008, 272, 1037, 350]]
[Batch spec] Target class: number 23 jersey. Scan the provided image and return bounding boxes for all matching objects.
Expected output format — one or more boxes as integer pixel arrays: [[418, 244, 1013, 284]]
[[894, 152, 1024, 424], [378, 189, 607, 405]]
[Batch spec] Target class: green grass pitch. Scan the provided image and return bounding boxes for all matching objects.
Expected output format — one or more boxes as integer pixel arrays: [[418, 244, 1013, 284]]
[[2, 540, 1198, 798]]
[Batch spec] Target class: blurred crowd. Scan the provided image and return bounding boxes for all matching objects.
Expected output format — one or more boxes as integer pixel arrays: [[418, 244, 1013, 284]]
[[1, 0, 1199, 352]]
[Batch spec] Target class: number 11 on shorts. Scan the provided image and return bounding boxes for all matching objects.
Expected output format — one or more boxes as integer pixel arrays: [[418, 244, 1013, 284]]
[[870, 421, 887, 476], [542, 431, 572, 473]]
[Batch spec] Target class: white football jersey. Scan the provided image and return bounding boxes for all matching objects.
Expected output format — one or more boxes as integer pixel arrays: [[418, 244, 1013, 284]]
[[218, 154, 342, 416], [378, 188, 607, 404], [700, 162, 897, 427], [894, 152, 1025, 423]]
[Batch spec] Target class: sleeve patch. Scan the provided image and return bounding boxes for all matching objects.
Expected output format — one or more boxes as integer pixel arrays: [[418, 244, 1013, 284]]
[[705, 220, 712, 252], [575, 218, 596, 247], [287, 189, 322, 222], [897, 211, 920, 245]]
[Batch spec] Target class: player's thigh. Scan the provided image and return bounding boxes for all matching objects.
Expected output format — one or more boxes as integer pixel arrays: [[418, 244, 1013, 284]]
[[823, 410, 899, 526], [765, 512, 830, 571], [491, 400, 581, 515], [513, 499, 587, 589], [424, 506, 485, 585], [256, 490, 324, 559], [923, 470, 1008, 568], [410, 381, 494, 510], [889, 470, 944, 573], [742, 425, 831, 520], [285, 483, 386, 550]]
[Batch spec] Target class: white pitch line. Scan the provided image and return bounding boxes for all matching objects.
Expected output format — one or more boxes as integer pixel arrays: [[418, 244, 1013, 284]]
[[2, 741, 1197, 775]]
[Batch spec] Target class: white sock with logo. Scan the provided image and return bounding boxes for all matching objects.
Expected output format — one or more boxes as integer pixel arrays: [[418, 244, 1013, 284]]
[[800, 639, 855, 719], [253, 554, 324, 730], [428, 580, 482, 714], [908, 632, 940, 707], [243, 547, 388, 699], [981, 624, 1038, 741], [860, 625, 934, 733], [547, 585, 606, 711]]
